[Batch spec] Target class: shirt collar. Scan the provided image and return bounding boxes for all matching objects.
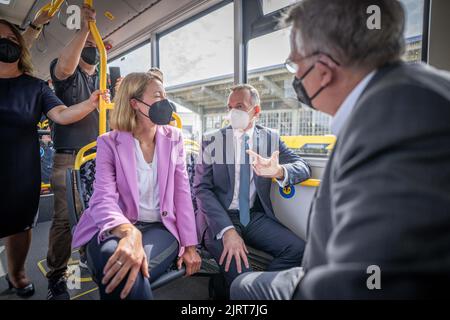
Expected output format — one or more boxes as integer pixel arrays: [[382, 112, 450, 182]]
[[331, 70, 377, 136], [233, 123, 255, 139]]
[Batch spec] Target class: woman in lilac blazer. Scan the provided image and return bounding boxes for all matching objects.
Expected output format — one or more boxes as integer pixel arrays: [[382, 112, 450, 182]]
[[72, 72, 201, 300]]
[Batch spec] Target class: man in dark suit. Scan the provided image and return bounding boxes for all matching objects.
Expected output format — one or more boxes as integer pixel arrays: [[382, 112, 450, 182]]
[[231, 0, 450, 300], [194, 84, 311, 293]]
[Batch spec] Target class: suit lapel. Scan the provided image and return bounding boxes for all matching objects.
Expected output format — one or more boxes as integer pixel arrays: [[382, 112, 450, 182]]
[[253, 126, 261, 188], [224, 127, 235, 192], [156, 126, 171, 207], [116, 131, 139, 219]]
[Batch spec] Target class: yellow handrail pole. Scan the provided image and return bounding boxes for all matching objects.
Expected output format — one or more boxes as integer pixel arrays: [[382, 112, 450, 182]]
[[84, 0, 111, 135]]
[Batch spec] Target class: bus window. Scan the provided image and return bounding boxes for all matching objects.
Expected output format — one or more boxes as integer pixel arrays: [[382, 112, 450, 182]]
[[401, 0, 425, 63], [160, 3, 233, 88], [244, 0, 426, 157], [261, 0, 301, 15], [108, 42, 151, 76], [248, 28, 332, 156], [159, 2, 234, 138]]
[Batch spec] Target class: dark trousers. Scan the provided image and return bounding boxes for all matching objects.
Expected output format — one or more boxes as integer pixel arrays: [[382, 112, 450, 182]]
[[86, 222, 179, 300], [204, 211, 305, 287], [47, 153, 80, 280]]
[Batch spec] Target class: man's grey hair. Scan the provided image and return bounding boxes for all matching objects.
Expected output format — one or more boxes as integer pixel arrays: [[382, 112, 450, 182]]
[[229, 84, 261, 106], [284, 0, 406, 69]]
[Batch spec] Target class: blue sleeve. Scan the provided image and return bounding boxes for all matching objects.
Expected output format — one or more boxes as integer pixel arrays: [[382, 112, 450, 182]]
[[278, 137, 312, 185], [40, 82, 64, 115]]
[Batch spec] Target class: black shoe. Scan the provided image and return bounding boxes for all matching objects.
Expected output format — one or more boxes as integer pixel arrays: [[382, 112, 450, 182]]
[[5, 274, 35, 298], [208, 274, 229, 300], [79, 254, 89, 270], [47, 277, 70, 300]]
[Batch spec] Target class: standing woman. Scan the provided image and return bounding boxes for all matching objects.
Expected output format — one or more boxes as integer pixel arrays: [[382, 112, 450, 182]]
[[0, 19, 107, 297]]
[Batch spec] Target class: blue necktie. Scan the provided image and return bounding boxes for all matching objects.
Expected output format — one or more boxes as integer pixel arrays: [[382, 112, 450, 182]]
[[239, 134, 250, 226]]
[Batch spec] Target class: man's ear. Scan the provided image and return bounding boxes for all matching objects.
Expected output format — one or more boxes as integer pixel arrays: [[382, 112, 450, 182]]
[[315, 60, 334, 88], [254, 105, 261, 114], [317, 54, 339, 87]]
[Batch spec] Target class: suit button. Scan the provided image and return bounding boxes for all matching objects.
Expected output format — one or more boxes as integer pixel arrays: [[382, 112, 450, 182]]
[[162, 211, 168, 217]]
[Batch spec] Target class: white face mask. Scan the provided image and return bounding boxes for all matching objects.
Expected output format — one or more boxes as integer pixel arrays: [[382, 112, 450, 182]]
[[229, 108, 254, 130]]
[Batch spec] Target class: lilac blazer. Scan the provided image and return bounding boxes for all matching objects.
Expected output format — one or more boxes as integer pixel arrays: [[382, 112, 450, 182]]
[[72, 126, 198, 256]]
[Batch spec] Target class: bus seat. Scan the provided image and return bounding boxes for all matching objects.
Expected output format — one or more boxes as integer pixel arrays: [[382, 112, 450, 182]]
[[270, 136, 332, 241], [270, 179, 320, 241], [186, 151, 199, 213]]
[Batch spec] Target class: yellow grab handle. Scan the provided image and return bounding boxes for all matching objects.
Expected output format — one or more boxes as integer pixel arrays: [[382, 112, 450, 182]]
[[48, 0, 65, 17], [272, 178, 321, 187], [36, 0, 65, 19]]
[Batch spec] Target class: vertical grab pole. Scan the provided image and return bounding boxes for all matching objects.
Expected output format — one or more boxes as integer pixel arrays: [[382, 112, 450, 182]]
[[84, 0, 109, 135]]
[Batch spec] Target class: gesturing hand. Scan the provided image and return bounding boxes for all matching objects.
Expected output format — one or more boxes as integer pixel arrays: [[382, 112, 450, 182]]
[[247, 150, 284, 180]]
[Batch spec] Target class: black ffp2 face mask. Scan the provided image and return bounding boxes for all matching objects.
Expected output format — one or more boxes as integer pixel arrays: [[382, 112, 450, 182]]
[[135, 98, 174, 125], [0, 38, 21, 63], [292, 64, 327, 110], [81, 47, 99, 65]]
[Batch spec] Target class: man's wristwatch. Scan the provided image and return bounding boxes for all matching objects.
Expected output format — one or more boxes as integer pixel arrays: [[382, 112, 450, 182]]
[[29, 22, 42, 31]]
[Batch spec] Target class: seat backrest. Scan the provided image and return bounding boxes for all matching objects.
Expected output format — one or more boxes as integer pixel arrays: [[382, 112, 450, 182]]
[[270, 180, 319, 241], [78, 158, 96, 211], [186, 151, 199, 212]]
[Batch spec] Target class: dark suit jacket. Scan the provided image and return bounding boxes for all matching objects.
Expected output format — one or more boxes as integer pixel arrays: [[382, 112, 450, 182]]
[[297, 62, 450, 299], [194, 125, 311, 242]]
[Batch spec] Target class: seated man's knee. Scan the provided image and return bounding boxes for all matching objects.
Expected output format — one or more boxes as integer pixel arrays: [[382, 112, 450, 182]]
[[230, 272, 257, 300], [283, 239, 305, 262]]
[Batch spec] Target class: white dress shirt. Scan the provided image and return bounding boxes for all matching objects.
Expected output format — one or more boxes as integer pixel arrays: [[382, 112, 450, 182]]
[[217, 125, 289, 239], [134, 138, 161, 223], [331, 70, 377, 136], [228, 126, 256, 211]]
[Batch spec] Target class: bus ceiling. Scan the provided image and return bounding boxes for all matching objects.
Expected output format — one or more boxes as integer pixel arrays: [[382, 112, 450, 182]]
[[2, 0, 450, 78], [0, 0, 207, 80]]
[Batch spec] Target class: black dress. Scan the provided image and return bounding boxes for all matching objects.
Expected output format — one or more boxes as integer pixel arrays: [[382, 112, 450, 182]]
[[0, 74, 63, 238]]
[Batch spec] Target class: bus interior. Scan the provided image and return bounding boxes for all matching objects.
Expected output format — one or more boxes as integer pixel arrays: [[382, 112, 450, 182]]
[[0, 0, 450, 300]]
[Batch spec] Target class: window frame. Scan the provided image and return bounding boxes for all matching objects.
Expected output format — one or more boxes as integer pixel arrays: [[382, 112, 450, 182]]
[[250, 0, 431, 60], [139, 0, 431, 153], [148, 0, 430, 92], [421, 0, 431, 62], [108, 38, 152, 70]]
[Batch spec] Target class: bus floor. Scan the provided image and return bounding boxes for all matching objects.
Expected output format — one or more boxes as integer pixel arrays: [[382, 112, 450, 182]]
[[0, 221, 210, 300]]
